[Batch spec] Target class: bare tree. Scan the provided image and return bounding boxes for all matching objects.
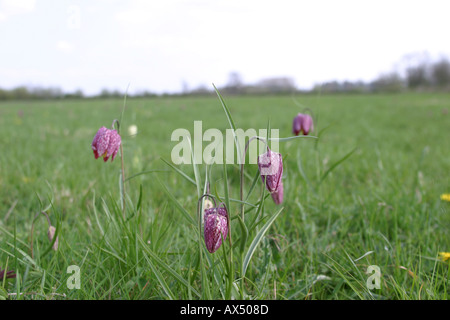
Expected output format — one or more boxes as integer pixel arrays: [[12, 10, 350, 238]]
[[371, 72, 405, 93], [224, 71, 244, 94], [431, 58, 450, 87], [406, 64, 430, 88], [257, 77, 296, 93]]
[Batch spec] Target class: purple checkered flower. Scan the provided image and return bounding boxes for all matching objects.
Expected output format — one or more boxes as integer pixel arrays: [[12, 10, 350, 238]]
[[92, 126, 121, 162], [292, 113, 314, 136], [301, 114, 314, 135], [204, 205, 228, 253], [292, 113, 303, 135], [258, 148, 283, 193], [270, 181, 284, 205]]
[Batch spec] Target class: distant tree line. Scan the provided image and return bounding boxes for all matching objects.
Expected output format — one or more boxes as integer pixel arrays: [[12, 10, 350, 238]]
[[1, 54, 449, 100], [313, 56, 450, 94], [0, 86, 163, 101], [0, 86, 83, 101]]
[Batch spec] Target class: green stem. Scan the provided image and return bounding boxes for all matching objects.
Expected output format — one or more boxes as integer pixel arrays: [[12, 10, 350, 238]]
[[224, 202, 233, 300], [113, 119, 126, 219], [120, 143, 126, 219], [238, 136, 268, 299], [197, 194, 216, 298]]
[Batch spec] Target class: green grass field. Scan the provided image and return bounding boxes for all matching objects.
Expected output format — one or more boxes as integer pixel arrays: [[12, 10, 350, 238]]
[[0, 92, 449, 300]]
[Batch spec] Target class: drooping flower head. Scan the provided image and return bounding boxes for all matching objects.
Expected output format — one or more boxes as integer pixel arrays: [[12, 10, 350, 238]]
[[271, 181, 284, 205], [292, 113, 314, 136], [258, 148, 283, 193], [292, 113, 304, 135], [204, 204, 228, 253], [301, 114, 314, 135], [92, 126, 121, 162]]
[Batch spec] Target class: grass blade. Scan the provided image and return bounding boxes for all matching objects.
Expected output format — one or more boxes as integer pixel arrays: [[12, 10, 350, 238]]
[[260, 135, 318, 142], [124, 169, 170, 183], [213, 83, 242, 165], [142, 253, 176, 299], [319, 147, 357, 185], [242, 206, 283, 277], [160, 157, 196, 186], [187, 135, 202, 199], [156, 176, 196, 226], [138, 236, 201, 298]]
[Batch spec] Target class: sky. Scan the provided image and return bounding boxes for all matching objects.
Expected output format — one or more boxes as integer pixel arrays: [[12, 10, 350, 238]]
[[0, 0, 449, 95]]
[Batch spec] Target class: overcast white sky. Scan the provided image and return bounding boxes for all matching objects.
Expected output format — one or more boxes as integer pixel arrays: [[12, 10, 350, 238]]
[[1, 0, 449, 95]]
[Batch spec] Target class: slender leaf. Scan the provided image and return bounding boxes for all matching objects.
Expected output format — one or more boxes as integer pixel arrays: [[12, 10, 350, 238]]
[[160, 157, 196, 186], [142, 252, 176, 299], [138, 237, 201, 298], [242, 207, 283, 277], [261, 135, 318, 142], [156, 176, 195, 226], [319, 147, 357, 185], [187, 135, 202, 199], [213, 84, 242, 165], [125, 169, 170, 183]]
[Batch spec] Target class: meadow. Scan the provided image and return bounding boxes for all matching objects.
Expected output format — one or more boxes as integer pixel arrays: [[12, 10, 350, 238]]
[[0, 91, 449, 300]]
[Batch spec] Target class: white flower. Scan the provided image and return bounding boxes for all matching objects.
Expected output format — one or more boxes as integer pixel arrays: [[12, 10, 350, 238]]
[[128, 125, 138, 137]]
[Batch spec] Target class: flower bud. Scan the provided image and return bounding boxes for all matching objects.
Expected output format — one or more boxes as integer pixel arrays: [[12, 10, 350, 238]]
[[203, 199, 213, 210], [47, 225, 59, 251], [128, 124, 138, 137], [204, 206, 228, 253]]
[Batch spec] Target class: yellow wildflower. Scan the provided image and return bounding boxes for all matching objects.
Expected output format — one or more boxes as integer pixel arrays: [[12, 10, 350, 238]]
[[438, 252, 450, 262], [440, 193, 450, 201]]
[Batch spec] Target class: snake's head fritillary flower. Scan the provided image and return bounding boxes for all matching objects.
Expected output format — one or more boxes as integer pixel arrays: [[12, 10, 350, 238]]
[[271, 181, 284, 205], [0, 269, 16, 280], [204, 205, 228, 253], [293, 113, 314, 136], [258, 148, 283, 193], [292, 113, 304, 136], [301, 114, 314, 135], [92, 126, 121, 162]]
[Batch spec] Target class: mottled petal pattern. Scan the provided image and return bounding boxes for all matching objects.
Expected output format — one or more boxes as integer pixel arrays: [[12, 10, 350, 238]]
[[270, 182, 284, 205], [104, 129, 121, 162], [92, 126, 108, 159], [204, 206, 228, 253], [91, 126, 122, 163], [258, 149, 283, 193], [204, 206, 227, 219]]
